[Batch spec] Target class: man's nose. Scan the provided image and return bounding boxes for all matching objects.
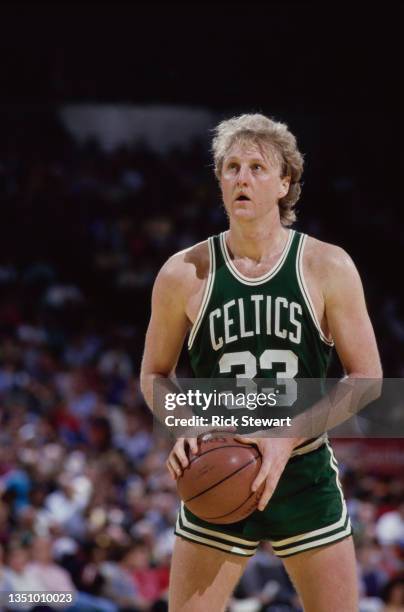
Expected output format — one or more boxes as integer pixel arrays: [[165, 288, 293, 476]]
[[237, 165, 249, 186]]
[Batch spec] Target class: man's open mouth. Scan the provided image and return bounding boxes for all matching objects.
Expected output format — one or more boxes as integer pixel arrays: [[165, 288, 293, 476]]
[[235, 194, 250, 201]]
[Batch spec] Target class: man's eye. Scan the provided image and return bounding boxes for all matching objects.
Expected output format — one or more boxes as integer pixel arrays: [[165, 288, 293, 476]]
[[252, 164, 262, 171]]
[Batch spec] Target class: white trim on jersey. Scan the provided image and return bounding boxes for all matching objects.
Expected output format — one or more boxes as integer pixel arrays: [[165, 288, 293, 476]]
[[296, 234, 334, 346], [188, 237, 216, 350], [290, 434, 328, 457], [220, 229, 295, 286]]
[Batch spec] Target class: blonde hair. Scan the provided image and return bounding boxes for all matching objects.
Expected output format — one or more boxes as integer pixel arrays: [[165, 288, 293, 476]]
[[212, 113, 304, 226]]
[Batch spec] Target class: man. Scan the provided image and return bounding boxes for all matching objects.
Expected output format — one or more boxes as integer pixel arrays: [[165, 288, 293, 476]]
[[141, 114, 382, 611]]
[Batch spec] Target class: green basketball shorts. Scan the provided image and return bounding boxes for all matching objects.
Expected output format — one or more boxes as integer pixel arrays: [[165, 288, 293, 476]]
[[175, 442, 352, 558]]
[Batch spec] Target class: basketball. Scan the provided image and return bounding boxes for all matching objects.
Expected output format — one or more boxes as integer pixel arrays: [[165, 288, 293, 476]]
[[176, 432, 264, 524]]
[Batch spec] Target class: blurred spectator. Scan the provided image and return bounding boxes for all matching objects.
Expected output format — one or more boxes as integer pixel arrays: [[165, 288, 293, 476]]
[[130, 539, 169, 608], [381, 576, 404, 611], [376, 503, 404, 547], [99, 542, 152, 611], [28, 536, 117, 612], [3, 544, 44, 605], [357, 541, 389, 599]]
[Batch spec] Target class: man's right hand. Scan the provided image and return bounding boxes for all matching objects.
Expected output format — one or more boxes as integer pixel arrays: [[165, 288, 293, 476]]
[[166, 437, 198, 480], [166, 427, 238, 480]]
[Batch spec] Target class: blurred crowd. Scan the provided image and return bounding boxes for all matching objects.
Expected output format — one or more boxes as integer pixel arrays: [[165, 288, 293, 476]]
[[0, 114, 403, 610]]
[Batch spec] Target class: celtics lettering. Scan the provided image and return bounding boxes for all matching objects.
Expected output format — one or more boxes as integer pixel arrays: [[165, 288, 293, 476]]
[[209, 295, 302, 351]]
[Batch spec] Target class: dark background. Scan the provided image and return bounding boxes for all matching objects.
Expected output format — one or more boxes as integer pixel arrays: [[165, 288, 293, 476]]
[[1, 5, 402, 110]]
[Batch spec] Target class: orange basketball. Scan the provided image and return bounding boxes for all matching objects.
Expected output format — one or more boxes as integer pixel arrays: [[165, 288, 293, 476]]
[[177, 432, 264, 524]]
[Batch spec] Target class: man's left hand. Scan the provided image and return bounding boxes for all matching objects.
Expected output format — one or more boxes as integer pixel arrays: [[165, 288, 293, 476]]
[[234, 434, 300, 511]]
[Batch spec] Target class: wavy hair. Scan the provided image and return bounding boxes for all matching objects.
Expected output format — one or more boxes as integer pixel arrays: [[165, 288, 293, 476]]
[[212, 114, 304, 226]]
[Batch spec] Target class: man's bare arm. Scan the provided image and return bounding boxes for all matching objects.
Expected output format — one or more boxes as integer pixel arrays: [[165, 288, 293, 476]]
[[323, 244, 382, 378], [140, 244, 212, 478], [284, 242, 383, 441], [140, 252, 190, 408]]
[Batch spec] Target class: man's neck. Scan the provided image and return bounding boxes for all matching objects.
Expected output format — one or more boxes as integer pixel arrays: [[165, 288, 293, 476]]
[[227, 215, 288, 262]]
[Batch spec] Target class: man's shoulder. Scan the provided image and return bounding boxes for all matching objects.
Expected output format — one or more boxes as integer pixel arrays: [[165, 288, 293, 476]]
[[302, 234, 362, 301], [154, 239, 210, 294], [303, 234, 356, 277]]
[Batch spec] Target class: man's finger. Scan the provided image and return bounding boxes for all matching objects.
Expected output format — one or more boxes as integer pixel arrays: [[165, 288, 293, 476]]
[[166, 460, 177, 480], [234, 434, 255, 445], [257, 478, 275, 511], [214, 426, 237, 433], [168, 453, 183, 477], [174, 443, 189, 468], [187, 438, 198, 455], [251, 459, 271, 492]]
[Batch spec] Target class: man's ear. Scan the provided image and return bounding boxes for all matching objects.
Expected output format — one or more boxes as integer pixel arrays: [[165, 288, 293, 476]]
[[279, 177, 291, 198]]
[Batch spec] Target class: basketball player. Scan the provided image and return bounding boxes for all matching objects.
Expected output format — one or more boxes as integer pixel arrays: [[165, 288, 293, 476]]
[[141, 114, 382, 611]]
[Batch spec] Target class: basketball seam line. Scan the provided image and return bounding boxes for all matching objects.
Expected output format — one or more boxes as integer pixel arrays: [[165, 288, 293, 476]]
[[184, 456, 258, 503]]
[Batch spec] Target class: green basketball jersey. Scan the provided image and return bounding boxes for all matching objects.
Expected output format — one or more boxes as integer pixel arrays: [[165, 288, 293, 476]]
[[189, 230, 332, 379]]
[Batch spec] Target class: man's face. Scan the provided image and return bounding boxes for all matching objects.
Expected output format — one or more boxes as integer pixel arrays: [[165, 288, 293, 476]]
[[220, 140, 290, 223]]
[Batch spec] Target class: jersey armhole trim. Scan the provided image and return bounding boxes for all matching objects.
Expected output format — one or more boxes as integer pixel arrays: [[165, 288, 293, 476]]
[[188, 237, 216, 350], [296, 234, 334, 347]]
